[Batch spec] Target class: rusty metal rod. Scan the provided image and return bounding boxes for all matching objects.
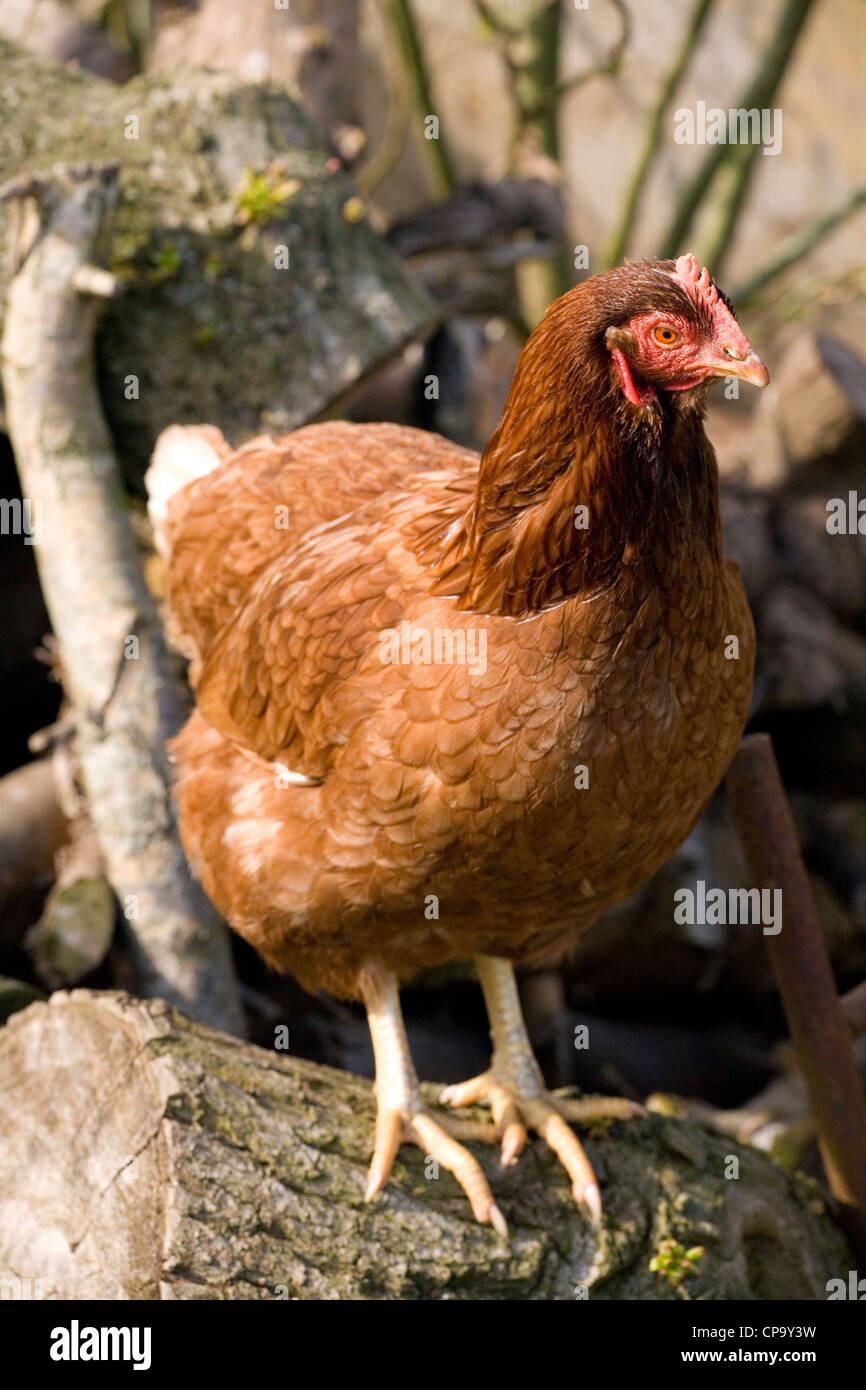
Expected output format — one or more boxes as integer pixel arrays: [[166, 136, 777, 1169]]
[[726, 733, 866, 1263], [842, 979, 866, 1038]]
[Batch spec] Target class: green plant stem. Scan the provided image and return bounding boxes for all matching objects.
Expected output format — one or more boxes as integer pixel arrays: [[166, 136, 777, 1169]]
[[514, 0, 569, 312], [729, 182, 866, 306], [391, 0, 458, 196], [697, 141, 762, 279], [519, 0, 562, 158], [659, 0, 818, 260], [605, 0, 715, 267]]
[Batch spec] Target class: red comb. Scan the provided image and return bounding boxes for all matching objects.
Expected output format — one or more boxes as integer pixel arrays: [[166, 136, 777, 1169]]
[[667, 252, 760, 366], [672, 253, 721, 313]]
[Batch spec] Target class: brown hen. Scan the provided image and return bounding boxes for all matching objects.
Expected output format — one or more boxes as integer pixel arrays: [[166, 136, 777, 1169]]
[[147, 255, 768, 1234]]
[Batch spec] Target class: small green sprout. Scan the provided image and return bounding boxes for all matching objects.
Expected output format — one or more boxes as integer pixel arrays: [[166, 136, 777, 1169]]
[[649, 1239, 705, 1289], [235, 162, 300, 225]]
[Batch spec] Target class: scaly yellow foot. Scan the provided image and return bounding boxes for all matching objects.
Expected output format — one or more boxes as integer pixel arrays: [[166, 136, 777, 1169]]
[[360, 963, 507, 1236]]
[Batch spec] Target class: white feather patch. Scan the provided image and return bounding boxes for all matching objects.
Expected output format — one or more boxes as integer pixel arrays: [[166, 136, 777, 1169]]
[[145, 424, 227, 556]]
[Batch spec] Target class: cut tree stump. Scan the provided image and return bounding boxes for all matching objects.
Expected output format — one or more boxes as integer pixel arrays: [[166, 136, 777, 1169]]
[[0, 990, 850, 1300]]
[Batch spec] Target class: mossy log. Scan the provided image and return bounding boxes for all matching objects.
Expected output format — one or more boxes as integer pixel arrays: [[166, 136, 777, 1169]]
[[0, 990, 850, 1300], [0, 38, 434, 475]]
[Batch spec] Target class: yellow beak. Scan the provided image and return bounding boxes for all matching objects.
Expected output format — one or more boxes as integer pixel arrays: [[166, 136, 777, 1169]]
[[706, 348, 769, 388]]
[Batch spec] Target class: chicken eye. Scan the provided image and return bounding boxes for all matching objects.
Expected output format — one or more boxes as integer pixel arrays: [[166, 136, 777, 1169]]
[[653, 326, 679, 346]]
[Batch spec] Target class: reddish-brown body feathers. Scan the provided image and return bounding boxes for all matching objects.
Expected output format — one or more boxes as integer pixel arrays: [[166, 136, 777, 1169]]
[[159, 263, 754, 997]]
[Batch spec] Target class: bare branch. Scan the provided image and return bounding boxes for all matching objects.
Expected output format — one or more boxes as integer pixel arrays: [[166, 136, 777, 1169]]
[[0, 163, 245, 1034]]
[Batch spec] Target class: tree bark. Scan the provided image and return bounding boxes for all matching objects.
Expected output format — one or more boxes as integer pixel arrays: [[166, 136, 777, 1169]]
[[0, 990, 850, 1300]]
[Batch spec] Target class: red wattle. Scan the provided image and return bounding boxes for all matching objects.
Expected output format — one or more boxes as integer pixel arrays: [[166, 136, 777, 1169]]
[[610, 348, 656, 408]]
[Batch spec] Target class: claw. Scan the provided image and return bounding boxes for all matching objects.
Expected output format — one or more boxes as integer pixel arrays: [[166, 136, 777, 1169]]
[[364, 1105, 402, 1201], [499, 1116, 526, 1167], [581, 1180, 603, 1226], [488, 1202, 509, 1238]]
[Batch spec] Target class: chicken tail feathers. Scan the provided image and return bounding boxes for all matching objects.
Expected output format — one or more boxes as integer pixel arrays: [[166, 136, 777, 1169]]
[[146, 424, 230, 557]]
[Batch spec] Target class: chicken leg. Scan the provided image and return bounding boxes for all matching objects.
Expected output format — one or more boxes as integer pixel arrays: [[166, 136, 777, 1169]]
[[360, 963, 507, 1235], [441, 955, 642, 1222]]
